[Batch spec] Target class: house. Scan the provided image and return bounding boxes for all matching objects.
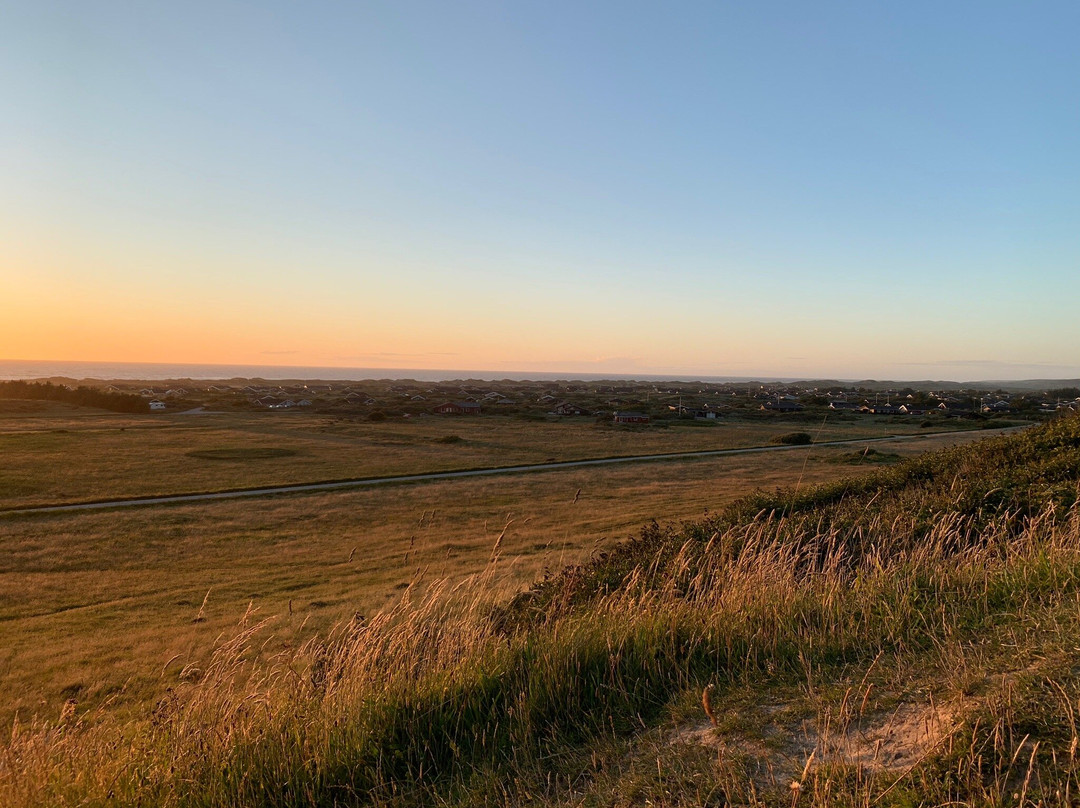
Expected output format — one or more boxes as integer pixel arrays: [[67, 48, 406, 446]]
[[870, 404, 901, 415], [434, 401, 481, 415], [552, 401, 590, 417], [829, 401, 859, 411], [762, 400, 803, 412], [148, 400, 166, 411], [613, 411, 650, 424], [668, 404, 718, 419], [937, 399, 968, 412]]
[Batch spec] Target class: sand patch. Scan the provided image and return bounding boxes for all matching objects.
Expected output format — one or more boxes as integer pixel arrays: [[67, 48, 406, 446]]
[[674, 697, 962, 792]]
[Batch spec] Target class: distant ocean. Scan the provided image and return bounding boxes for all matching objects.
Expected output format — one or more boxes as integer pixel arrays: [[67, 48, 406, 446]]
[[0, 360, 792, 384]]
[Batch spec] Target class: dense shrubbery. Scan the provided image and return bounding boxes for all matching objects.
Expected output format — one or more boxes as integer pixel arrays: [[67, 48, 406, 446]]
[[772, 430, 812, 445], [0, 381, 147, 413]]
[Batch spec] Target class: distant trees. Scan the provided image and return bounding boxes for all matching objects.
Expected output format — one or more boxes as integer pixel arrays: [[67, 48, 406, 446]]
[[0, 381, 147, 413], [1048, 387, 1080, 400]]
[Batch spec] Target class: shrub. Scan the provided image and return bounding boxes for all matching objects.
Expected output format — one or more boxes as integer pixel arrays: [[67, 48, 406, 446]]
[[772, 431, 812, 445]]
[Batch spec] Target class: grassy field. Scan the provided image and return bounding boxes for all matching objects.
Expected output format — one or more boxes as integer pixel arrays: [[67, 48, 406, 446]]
[[0, 404, 980, 509], [3, 415, 1078, 807], [0, 419, 986, 730]]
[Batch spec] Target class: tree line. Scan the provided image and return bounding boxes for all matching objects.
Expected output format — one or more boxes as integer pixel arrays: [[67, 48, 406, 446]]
[[0, 381, 149, 413]]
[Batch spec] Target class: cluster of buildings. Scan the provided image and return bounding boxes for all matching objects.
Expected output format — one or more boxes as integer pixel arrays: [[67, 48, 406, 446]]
[[84, 377, 1080, 420]]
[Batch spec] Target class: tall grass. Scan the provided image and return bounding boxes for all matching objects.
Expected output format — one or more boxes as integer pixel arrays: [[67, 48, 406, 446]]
[[4, 416, 1080, 807]]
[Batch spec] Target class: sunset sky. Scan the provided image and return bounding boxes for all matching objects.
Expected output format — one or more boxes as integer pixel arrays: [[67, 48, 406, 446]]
[[3, 2, 1079, 380]]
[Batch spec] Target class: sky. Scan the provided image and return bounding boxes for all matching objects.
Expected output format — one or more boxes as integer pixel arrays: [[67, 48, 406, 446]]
[[2, 1, 1078, 380]]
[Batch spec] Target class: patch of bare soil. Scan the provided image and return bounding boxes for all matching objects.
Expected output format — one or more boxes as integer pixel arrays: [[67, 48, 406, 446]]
[[674, 698, 962, 792]]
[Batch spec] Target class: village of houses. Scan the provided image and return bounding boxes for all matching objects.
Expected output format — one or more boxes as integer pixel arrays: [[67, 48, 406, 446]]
[[109, 377, 1080, 424]]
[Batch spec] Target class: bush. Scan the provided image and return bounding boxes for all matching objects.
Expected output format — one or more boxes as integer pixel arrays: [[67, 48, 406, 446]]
[[367, 410, 386, 422], [772, 431, 812, 445]]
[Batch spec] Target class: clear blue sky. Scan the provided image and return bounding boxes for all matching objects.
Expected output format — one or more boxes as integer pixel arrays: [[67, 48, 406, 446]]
[[3, 1, 1078, 379]]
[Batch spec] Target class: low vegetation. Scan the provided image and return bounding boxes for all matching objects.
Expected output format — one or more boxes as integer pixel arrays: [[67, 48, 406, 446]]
[[4, 416, 1080, 806], [0, 409, 946, 510], [3, 434, 981, 732], [771, 431, 813, 445], [0, 381, 148, 414], [825, 447, 902, 465]]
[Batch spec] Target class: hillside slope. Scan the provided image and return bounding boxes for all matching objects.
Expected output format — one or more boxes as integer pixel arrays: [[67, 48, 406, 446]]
[[4, 415, 1080, 807]]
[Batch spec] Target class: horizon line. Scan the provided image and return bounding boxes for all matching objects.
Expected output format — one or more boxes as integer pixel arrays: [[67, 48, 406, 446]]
[[2, 358, 1079, 386]]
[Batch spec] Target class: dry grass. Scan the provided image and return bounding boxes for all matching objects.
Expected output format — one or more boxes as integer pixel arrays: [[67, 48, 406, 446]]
[[0, 407, 973, 508], [4, 459, 1080, 807], [0, 428, 985, 729]]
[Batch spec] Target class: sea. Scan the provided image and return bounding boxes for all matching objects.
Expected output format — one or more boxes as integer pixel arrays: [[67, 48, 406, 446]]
[[0, 359, 795, 384]]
